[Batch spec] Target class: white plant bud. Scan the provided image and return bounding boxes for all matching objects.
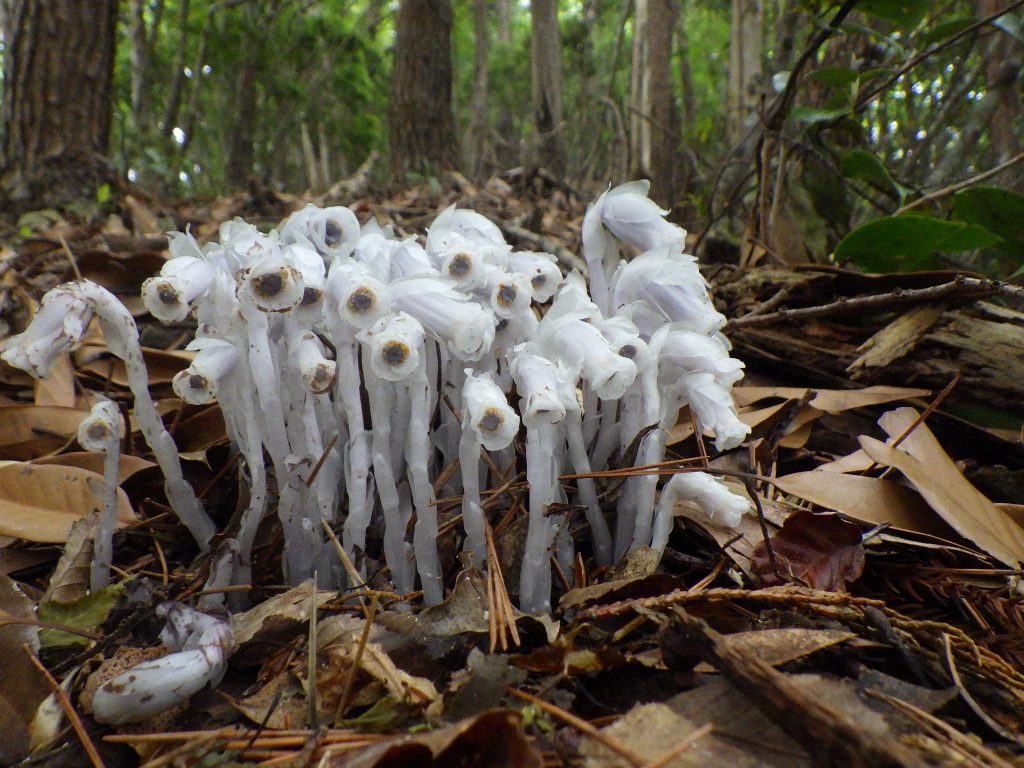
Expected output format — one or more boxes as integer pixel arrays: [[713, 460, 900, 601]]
[[445, 205, 507, 246], [77, 400, 121, 452], [142, 256, 216, 323], [677, 371, 750, 451], [597, 180, 686, 251], [357, 312, 424, 382], [538, 313, 636, 400], [172, 337, 239, 405], [283, 243, 327, 324], [238, 250, 304, 312], [220, 219, 279, 272], [391, 277, 495, 361], [438, 245, 487, 289], [463, 372, 520, 451], [509, 345, 566, 427], [0, 285, 92, 377], [659, 471, 750, 528], [657, 329, 744, 388], [508, 251, 562, 302], [389, 238, 439, 280], [290, 331, 336, 393]]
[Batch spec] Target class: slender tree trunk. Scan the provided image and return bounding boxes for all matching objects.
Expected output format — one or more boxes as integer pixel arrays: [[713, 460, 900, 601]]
[[530, 0, 566, 175], [0, 0, 119, 210], [978, 0, 1022, 189], [390, 0, 458, 176], [496, 0, 511, 44], [467, 0, 490, 179], [728, 0, 763, 145], [225, 51, 259, 187], [631, 0, 679, 206]]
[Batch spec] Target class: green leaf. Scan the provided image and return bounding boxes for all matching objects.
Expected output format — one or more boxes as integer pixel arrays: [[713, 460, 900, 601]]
[[809, 65, 860, 89], [953, 186, 1024, 262], [919, 16, 976, 45], [835, 214, 1002, 273], [792, 105, 851, 125], [859, 0, 930, 28], [840, 149, 900, 199], [38, 583, 124, 649]]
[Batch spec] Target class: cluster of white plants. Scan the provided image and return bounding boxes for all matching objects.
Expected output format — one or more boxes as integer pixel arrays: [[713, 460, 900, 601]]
[[2, 181, 751, 613]]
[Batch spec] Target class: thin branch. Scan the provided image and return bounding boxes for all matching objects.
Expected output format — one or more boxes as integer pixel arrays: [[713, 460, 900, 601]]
[[725, 276, 1024, 330], [894, 151, 1024, 215]]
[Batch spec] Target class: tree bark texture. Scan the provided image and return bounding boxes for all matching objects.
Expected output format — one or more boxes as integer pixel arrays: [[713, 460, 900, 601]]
[[389, 0, 458, 177], [467, 0, 490, 179], [728, 0, 763, 145], [630, 0, 678, 206], [0, 0, 118, 209], [530, 0, 566, 175]]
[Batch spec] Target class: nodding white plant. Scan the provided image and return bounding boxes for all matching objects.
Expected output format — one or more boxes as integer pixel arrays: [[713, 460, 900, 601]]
[[1, 181, 751, 612], [77, 399, 123, 593]]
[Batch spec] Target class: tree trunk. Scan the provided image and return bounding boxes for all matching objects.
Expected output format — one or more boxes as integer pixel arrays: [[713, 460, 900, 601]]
[[225, 51, 259, 188], [0, 0, 119, 210], [530, 0, 566, 175], [630, 0, 679, 206], [728, 0, 763, 145], [467, 0, 490, 179], [390, 0, 458, 177]]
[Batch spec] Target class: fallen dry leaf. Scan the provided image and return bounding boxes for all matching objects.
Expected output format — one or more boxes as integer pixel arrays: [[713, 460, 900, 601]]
[[0, 574, 49, 764], [733, 385, 930, 412], [0, 405, 88, 460], [33, 353, 75, 407], [0, 463, 135, 543], [74, 345, 193, 387], [751, 511, 865, 591], [33, 452, 156, 484]]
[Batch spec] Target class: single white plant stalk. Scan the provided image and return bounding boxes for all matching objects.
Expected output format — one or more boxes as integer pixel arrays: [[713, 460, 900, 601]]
[[77, 399, 123, 592]]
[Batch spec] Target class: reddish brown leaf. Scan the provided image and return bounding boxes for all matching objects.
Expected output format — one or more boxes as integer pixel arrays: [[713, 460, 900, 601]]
[[751, 511, 865, 591]]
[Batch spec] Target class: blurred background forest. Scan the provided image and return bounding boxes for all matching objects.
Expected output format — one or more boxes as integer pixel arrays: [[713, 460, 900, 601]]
[[1, 0, 1023, 273]]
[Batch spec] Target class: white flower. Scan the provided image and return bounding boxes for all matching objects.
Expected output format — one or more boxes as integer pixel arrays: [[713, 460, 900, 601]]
[[656, 329, 744, 388], [463, 371, 520, 451], [280, 204, 360, 256], [509, 345, 567, 427], [238, 250, 304, 312], [172, 337, 239, 404], [426, 205, 507, 254], [77, 400, 121, 452], [357, 312, 425, 382], [677, 371, 750, 451], [437, 245, 488, 289], [0, 284, 92, 377], [283, 243, 327, 324], [611, 245, 725, 336], [290, 331, 336, 393], [142, 256, 216, 323], [508, 251, 562, 303], [326, 260, 391, 330], [390, 277, 495, 361], [479, 266, 531, 318], [389, 238, 439, 280], [597, 180, 686, 251], [219, 219, 279, 272], [659, 471, 750, 528]]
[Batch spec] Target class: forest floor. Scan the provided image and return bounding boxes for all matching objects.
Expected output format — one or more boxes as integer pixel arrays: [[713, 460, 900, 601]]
[[2, 172, 1024, 768]]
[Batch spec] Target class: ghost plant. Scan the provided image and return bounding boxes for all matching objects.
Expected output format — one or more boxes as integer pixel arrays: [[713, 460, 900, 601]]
[[1, 184, 751, 614]]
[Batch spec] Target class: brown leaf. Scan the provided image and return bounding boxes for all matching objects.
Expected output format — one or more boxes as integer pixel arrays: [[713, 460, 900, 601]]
[[75, 345, 193, 387], [733, 385, 930, 412], [335, 709, 541, 768], [33, 353, 76, 407], [751, 511, 865, 591], [860, 407, 1024, 565], [0, 575, 49, 764], [0, 405, 87, 460], [33, 452, 156, 484], [0, 463, 135, 543]]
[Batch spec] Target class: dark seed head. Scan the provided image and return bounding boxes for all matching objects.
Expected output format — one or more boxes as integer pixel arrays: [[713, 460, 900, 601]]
[[448, 253, 472, 277], [348, 288, 375, 314], [87, 423, 108, 442], [479, 408, 503, 433], [324, 219, 343, 246], [531, 273, 546, 289], [495, 318, 509, 332], [301, 287, 322, 306], [255, 271, 284, 297], [382, 342, 409, 366], [619, 344, 637, 359], [158, 285, 178, 305], [189, 374, 207, 390]]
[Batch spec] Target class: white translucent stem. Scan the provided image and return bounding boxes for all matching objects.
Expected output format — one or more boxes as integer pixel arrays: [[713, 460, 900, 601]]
[[458, 430, 486, 569], [406, 359, 442, 604], [331, 330, 372, 559], [76, 282, 215, 550], [362, 350, 415, 594], [520, 424, 556, 613], [564, 408, 612, 566]]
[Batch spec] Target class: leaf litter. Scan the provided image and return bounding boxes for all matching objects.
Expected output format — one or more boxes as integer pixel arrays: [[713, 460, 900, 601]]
[[1, 176, 1024, 766]]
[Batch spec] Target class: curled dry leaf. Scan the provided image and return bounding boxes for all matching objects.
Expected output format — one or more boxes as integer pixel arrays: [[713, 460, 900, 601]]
[[0, 463, 135, 543], [751, 511, 865, 592], [33, 452, 156, 484], [0, 405, 88, 460]]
